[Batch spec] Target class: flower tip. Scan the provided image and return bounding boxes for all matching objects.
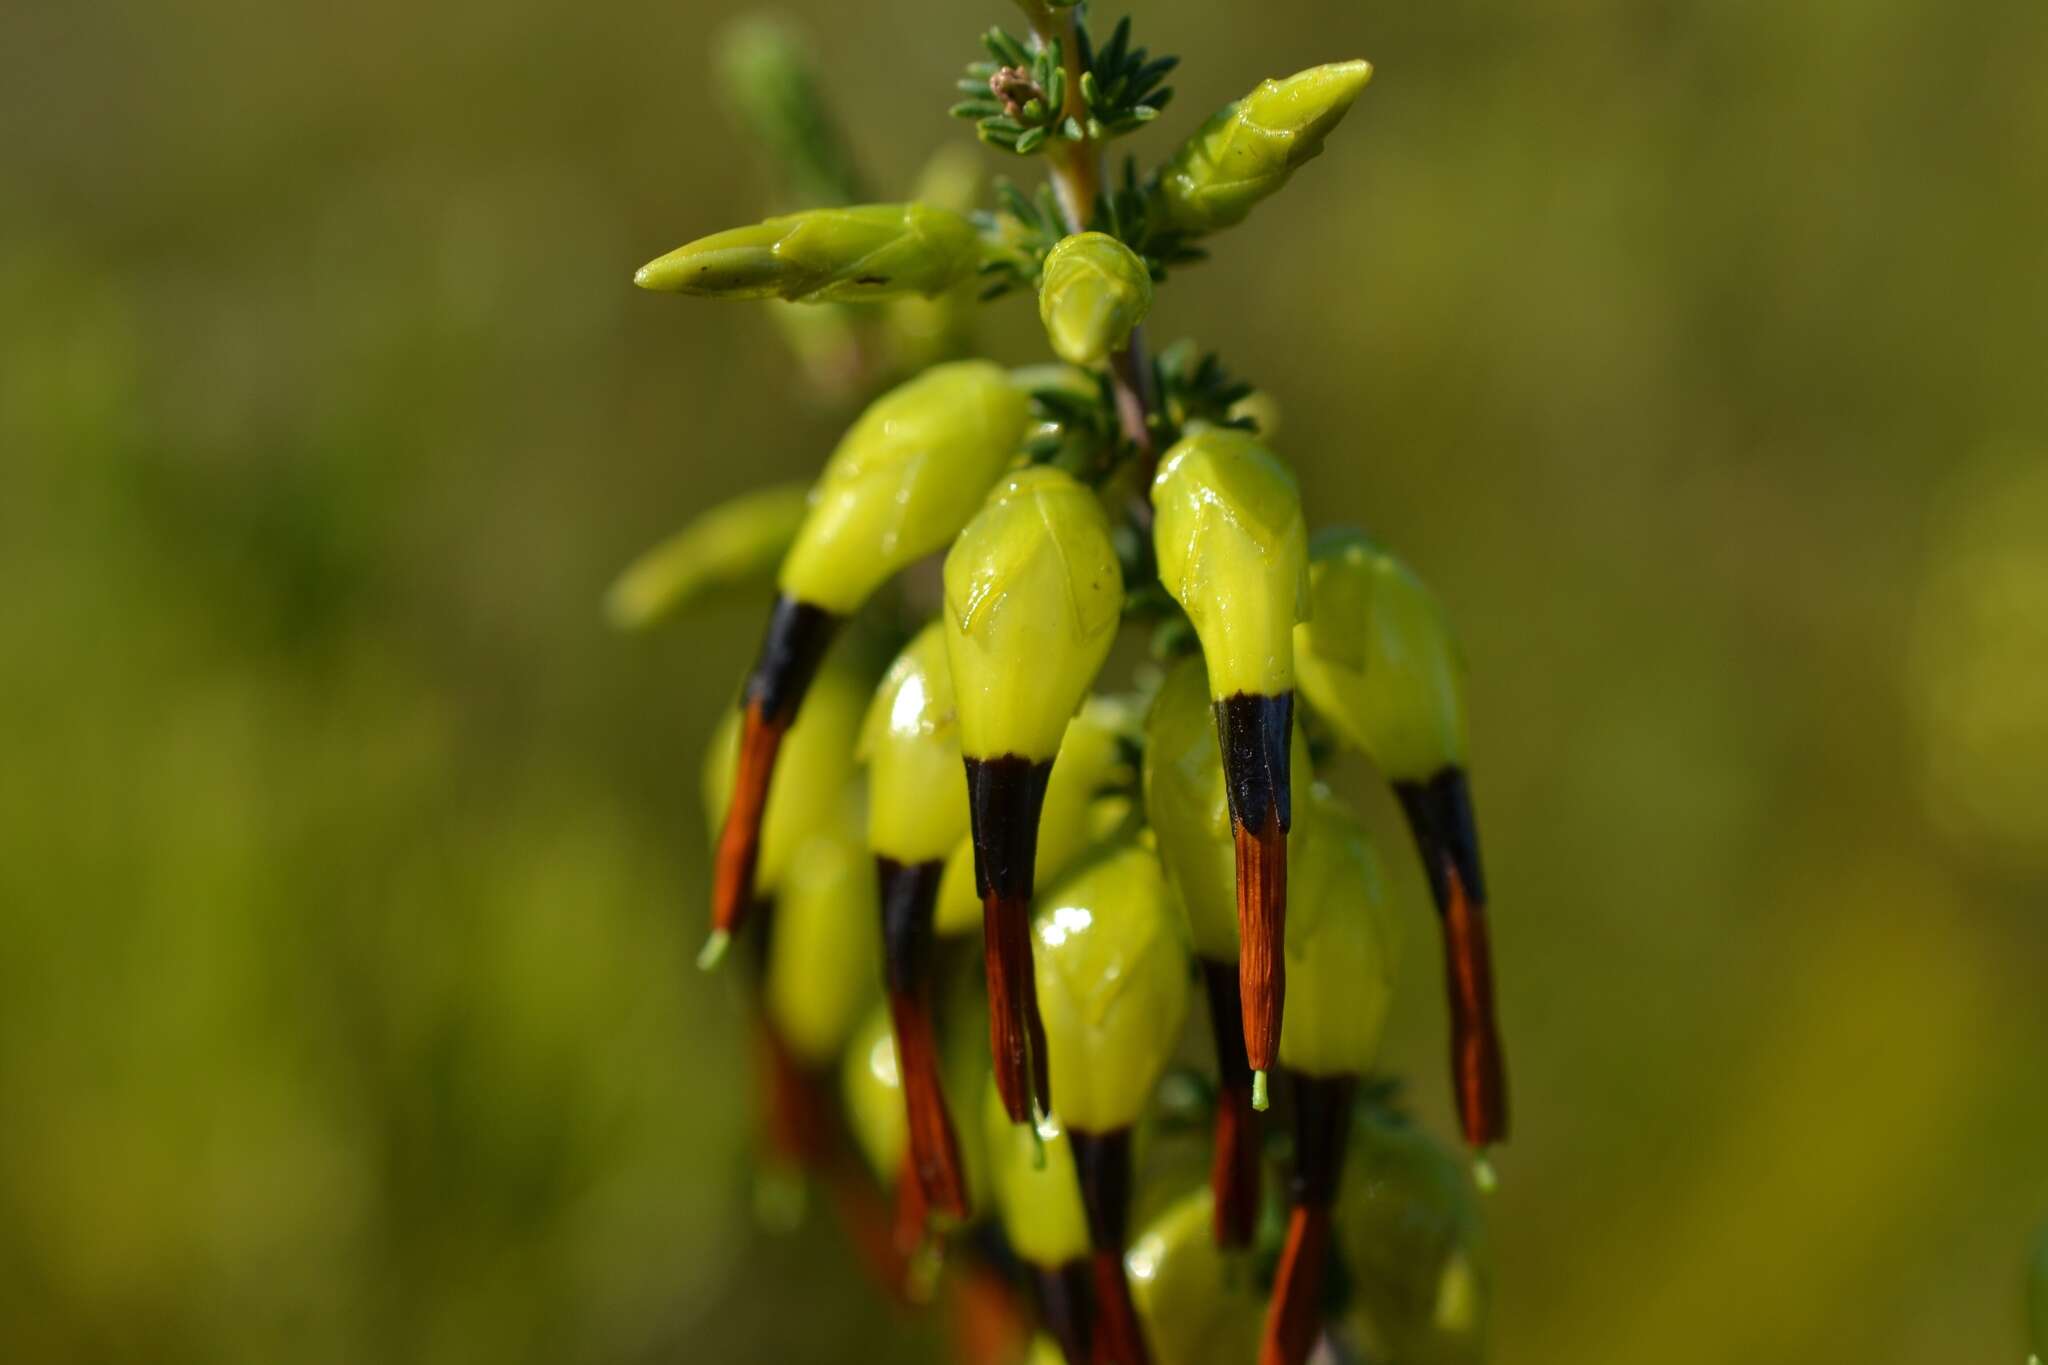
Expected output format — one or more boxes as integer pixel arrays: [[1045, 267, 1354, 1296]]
[[697, 928, 732, 971], [1251, 1069, 1270, 1111], [1473, 1152, 1499, 1195]]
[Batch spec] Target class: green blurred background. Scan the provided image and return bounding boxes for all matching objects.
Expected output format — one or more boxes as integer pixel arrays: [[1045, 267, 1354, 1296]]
[[5, 0, 2046, 1360]]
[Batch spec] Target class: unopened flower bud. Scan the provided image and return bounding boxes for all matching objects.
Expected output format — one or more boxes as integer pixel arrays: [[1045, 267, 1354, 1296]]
[[982, 1081, 1090, 1269], [1125, 1189, 1265, 1365], [1154, 61, 1373, 236], [1336, 1107, 1492, 1364], [1032, 841, 1190, 1135], [1278, 792, 1399, 1079], [1037, 232, 1154, 366], [635, 203, 982, 303]]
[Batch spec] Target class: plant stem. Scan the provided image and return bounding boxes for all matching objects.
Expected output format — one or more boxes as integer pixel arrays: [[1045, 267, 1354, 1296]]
[[1022, 2, 1159, 476]]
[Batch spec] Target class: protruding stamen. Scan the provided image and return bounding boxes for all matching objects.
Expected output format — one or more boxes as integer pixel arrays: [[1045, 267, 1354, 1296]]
[[1216, 692, 1294, 1075], [1199, 959, 1261, 1248], [965, 755, 1055, 1122], [1395, 766, 1509, 1148], [1259, 1072, 1356, 1365], [1259, 1205, 1332, 1365], [1252, 1069, 1271, 1113], [1069, 1128, 1151, 1365], [1233, 810, 1288, 1074], [697, 929, 731, 971], [879, 857, 970, 1218], [983, 890, 1045, 1123], [711, 596, 840, 945]]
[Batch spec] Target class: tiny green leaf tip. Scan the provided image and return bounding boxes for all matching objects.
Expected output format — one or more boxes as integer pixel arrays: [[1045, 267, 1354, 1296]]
[[697, 929, 732, 971], [1473, 1153, 1499, 1194], [1251, 1069, 1270, 1111]]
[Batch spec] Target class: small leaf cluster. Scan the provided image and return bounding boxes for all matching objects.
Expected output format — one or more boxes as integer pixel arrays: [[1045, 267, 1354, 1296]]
[[951, 16, 1175, 155], [952, 27, 1077, 156]]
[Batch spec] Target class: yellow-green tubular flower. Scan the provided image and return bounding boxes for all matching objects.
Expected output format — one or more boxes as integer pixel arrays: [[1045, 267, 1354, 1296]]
[[1151, 425, 1310, 1088], [764, 790, 881, 1066], [1033, 841, 1191, 1135], [606, 483, 809, 630], [1336, 1109, 1491, 1365], [1293, 527, 1508, 1151], [945, 467, 1123, 1124], [1151, 427, 1310, 702], [1153, 61, 1373, 236], [1037, 232, 1154, 367], [708, 365, 1024, 958], [932, 696, 1133, 937], [781, 360, 1030, 614], [981, 1081, 1091, 1268], [1125, 1189, 1265, 1365], [1277, 792, 1399, 1078], [944, 468, 1125, 764], [702, 630, 878, 900], [860, 622, 970, 863], [861, 622, 978, 1220], [634, 203, 982, 303], [1294, 528, 1467, 780]]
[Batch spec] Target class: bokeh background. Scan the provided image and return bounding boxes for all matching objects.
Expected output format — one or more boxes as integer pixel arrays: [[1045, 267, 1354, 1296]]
[[5, 0, 2046, 1360]]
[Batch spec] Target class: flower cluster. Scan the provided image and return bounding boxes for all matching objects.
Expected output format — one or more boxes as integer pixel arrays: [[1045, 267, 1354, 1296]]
[[621, 6, 1509, 1363]]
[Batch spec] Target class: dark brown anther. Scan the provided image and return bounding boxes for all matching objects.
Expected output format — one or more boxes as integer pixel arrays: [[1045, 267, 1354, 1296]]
[[1215, 692, 1294, 1075], [1034, 1259, 1095, 1365], [1259, 1072, 1356, 1365], [1069, 1128, 1151, 1365], [1394, 766, 1509, 1147], [710, 596, 840, 945], [1199, 958, 1261, 1247], [879, 856, 970, 1219], [965, 755, 1055, 1122]]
